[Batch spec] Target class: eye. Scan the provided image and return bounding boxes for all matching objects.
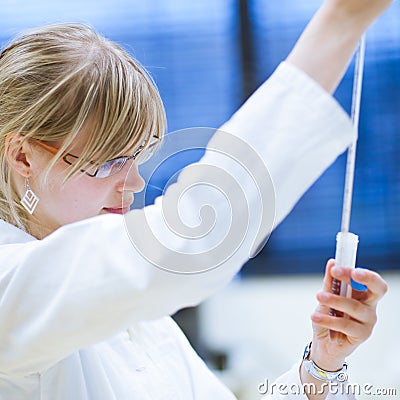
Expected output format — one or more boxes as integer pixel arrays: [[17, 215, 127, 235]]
[[96, 158, 126, 178]]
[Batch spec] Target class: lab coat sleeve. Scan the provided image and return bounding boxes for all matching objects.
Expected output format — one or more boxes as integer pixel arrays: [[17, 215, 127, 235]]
[[0, 62, 355, 374], [261, 361, 356, 399]]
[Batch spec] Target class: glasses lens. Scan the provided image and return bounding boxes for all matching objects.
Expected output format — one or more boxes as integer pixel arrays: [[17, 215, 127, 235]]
[[136, 140, 161, 165], [96, 158, 126, 178], [90, 137, 161, 177]]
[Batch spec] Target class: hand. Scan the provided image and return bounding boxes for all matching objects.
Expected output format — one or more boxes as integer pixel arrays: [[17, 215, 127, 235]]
[[309, 259, 388, 371]]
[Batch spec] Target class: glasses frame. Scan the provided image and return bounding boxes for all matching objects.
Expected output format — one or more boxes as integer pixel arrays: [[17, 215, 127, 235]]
[[32, 137, 154, 178]]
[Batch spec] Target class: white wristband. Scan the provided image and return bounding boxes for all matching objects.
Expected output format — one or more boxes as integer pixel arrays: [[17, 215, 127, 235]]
[[302, 342, 348, 382]]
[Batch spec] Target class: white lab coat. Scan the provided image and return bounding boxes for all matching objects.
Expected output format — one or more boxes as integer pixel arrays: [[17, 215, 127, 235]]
[[0, 62, 357, 399]]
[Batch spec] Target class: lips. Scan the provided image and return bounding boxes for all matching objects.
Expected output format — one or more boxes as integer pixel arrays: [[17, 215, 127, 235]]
[[103, 202, 133, 215], [103, 207, 130, 215]]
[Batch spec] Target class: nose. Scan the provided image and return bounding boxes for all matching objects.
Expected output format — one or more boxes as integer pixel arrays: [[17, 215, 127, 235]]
[[117, 161, 145, 194]]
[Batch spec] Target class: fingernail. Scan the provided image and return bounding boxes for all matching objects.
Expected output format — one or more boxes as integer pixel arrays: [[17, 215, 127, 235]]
[[354, 268, 366, 279], [332, 266, 343, 277], [320, 292, 330, 301], [312, 313, 322, 322], [352, 267, 368, 291]]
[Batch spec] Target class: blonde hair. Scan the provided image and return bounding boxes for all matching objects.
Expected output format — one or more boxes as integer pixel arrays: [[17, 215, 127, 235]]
[[0, 23, 166, 233]]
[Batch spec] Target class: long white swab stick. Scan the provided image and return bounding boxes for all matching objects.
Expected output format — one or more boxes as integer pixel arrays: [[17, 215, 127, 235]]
[[329, 34, 366, 343], [341, 35, 366, 233]]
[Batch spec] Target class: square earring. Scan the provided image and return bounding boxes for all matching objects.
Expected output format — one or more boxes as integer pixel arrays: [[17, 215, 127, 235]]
[[20, 178, 39, 215]]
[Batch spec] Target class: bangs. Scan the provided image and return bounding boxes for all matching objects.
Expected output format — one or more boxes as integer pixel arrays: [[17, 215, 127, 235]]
[[85, 54, 165, 162], [41, 33, 166, 182]]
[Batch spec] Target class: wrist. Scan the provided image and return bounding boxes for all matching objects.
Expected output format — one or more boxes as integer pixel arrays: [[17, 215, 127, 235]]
[[302, 342, 348, 386], [309, 342, 345, 372]]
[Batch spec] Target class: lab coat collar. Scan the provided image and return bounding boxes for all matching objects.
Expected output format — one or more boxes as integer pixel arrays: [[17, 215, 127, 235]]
[[0, 219, 36, 244]]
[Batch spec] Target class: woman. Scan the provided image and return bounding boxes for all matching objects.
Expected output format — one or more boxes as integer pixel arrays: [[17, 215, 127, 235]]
[[0, 0, 391, 399]]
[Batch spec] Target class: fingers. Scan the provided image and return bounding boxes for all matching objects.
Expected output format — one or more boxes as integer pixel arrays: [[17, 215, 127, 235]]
[[316, 291, 376, 325], [350, 268, 388, 304], [311, 261, 388, 363], [313, 260, 387, 341], [311, 311, 374, 343], [322, 258, 336, 292], [317, 259, 337, 317], [330, 265, 388, 306]]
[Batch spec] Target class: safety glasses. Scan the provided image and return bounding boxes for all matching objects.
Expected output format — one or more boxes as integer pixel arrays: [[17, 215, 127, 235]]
[[32, 136, 160, 178]]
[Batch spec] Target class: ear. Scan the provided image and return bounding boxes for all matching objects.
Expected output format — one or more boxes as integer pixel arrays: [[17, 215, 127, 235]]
[[4, 133, 34, 178]]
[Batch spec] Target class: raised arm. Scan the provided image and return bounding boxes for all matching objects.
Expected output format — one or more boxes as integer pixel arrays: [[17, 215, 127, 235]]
[[287, 0, 392, 93], [0, 64, 353, 376]]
